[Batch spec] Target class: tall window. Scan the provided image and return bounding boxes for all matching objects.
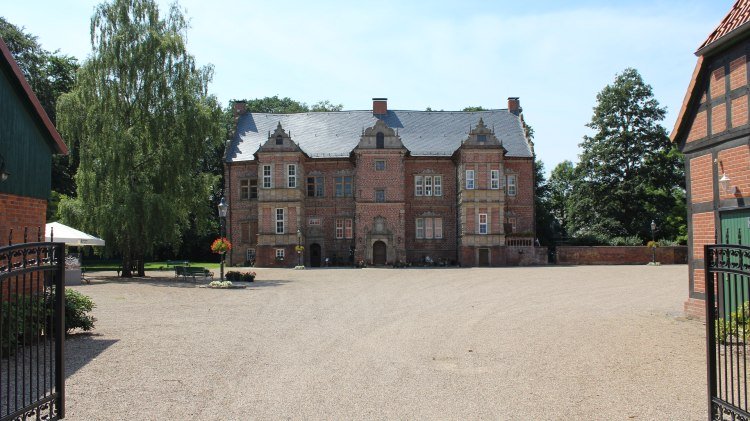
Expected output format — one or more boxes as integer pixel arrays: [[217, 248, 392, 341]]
[[375, 189, 385, 202], [240, 179, 250, 200], [415, 175, 442, 197], [249, 179, 257, 198], [335, 176, 353, 197], [262, 165, 272, 188], [478, 213, 488, 234], [275, 248, 285, 259], [491, 170, 500, 190], [507, 175, 517, 196], [275, 208, 285, 234], [466, 170, 475, 189], [287, 164, 297, 188], [416, 217, 443, 239], [376, 132, 385, 149], [336, 219, 353, 239], [434, 176, 442, 196], [307, 176, 324, 197], [275, 135, 283, 145]]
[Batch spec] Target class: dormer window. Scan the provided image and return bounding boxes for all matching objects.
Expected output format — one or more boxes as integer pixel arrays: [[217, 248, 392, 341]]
[[477, 134, 487, 143], [376, 132, 384, 149], [276, 134, 283, 145]]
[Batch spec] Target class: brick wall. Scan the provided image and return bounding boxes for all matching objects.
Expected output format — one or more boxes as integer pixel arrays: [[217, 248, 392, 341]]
[[687, 110, 708, 142], [556, 246, 688, 265], [504, 159, 534, 234], [0, 192, 47, 245], [689, 154, 713, 203], [718, 145, 750, 199]]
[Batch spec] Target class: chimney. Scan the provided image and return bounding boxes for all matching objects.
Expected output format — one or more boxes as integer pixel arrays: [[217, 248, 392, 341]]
[[373, 98, 388, 115], [508, 97, 521, 115], [233, 100, 247, 118]]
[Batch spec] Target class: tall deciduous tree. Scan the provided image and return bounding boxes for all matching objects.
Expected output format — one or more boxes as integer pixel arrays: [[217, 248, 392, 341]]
[[547, 160, 576, 238], [568, 68, 685, 241], [57, 0, 223, 276]]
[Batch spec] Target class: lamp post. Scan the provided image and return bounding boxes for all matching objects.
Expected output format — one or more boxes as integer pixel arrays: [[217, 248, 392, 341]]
[[650, 220, 656, 265], [218, 197, 228, 280], [297, 228, 302, 267]]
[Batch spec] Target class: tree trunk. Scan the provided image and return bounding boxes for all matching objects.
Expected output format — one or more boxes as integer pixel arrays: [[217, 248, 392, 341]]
[[121, 251, 132, 278], [137, 253, 145, 277]]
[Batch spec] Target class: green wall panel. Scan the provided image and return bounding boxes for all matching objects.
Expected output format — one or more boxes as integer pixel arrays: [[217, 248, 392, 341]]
[[0, 64, 54, 199]]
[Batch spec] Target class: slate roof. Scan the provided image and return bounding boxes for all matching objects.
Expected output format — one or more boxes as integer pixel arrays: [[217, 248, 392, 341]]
[[697, 0, 750, 54], [226, 109, 532, 162]]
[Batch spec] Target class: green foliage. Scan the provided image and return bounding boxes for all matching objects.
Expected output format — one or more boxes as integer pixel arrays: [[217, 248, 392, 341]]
[[1, 289, 96, 356], [235, 95, 343, 114], [716, 302, 750, 344], [1, 295, 47, 357], [462, 106, 486, 112], [548, 160, 576, 239], [56, 0, 224, 276], [0, 17, 80, 197], [567, 68, 685, 242], [609, 236, 643, 246], [61, 289, 97, 333]]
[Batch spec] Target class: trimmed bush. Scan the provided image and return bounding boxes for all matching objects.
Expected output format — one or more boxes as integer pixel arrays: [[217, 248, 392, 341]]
[[63, 289, 96, 333], [225, 271, 255, 282]]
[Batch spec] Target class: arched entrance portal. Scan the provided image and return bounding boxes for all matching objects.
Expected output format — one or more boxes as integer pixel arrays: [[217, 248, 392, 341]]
[[373, 241, 387, 265], [310, 243, 322, 267]]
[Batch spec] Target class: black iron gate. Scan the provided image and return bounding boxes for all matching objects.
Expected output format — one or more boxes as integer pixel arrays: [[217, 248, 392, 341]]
[[706, 241, 750, 420], [0, 241, 65, 421]]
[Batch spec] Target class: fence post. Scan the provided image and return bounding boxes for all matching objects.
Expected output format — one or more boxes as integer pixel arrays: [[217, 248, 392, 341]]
[[705, 244, 717, 421], [54, 243, 65, 418]]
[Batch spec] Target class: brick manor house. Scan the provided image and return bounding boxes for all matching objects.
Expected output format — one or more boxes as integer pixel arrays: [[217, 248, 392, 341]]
[[224, 98, 539, 267]]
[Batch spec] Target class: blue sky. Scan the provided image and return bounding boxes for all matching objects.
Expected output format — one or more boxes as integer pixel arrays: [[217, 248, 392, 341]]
[[3, 0, 734, 174]]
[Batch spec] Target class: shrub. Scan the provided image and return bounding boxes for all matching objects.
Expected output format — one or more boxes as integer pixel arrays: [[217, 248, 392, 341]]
[[1, 288, 96, 357], [61, 289, 97, 334], [608, 236, 643, 246], [209, 280, 233, 288], [225, 271, 255, 282]]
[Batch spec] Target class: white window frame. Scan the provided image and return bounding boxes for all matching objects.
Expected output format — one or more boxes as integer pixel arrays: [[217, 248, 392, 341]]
[[345, 219, 353, 239], [491, 170, 500, 190], [287, 164, 297, 188], [434, 218, 443, 239], [275, 208, 285, 234], [434, 176, 442, 196], [478, 213, 488, 234], [240, 179, 250, 200], [275, 248, 285, 259], [415, 176, 424, 196], [262, 165, 272, 189], [416, 217, 443, 240], [466, 170, 475, 189], [424, 176, 433, 196], [335, 219, 344, 239], [507, 175, 517, 196], [308, 217, 321, 226]]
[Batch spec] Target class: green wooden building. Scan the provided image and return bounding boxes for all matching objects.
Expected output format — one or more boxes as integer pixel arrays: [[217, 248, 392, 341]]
[[0, 38, 68, 244]]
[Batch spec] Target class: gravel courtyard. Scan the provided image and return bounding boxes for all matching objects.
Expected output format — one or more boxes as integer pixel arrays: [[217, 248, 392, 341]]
[[64, 265, 705, 420]]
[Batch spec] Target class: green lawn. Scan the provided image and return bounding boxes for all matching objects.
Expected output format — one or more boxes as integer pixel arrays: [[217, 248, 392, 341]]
[[83, 260, 221, 272]]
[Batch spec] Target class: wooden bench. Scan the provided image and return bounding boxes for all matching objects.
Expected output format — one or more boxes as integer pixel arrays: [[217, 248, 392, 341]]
[[175, 266, 213, 282]]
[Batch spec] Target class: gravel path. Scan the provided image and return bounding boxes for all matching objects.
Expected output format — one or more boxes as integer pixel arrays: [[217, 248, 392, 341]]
[[63, 265, 705, 420]]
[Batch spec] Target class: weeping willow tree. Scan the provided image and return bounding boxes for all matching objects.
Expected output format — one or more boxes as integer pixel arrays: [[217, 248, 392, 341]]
[[57, 0, 223, 276]]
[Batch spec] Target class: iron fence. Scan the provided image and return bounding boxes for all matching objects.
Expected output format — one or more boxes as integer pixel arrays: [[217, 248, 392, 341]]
[[706, 241, 750, 421], [0, 241, 65, 421]]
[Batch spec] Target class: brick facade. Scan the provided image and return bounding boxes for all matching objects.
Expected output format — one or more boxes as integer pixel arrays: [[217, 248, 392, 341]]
[[225, 101, 536, 268], [0, 193, 47, 245], [672, 12, 750, 318]]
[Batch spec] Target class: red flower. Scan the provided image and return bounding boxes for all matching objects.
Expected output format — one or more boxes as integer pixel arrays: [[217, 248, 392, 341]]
[[211, 237, 232, 254]]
